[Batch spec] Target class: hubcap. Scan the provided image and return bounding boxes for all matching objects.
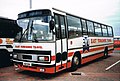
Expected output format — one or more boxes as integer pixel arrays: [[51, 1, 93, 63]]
[[74, 56, 79, 65]]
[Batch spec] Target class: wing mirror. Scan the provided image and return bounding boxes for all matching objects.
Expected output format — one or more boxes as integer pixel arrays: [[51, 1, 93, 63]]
[[49, 20, 55, 30]]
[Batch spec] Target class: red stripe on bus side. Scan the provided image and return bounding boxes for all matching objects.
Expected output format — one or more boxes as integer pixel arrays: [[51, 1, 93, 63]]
[[108, 44, 114, 48], [89, 47, 104, 53], [81, 44, 113, 54], [67, 61, 72, 69], [68, 45, 113, 56], [114, 48, 120, 50], [56, 63, 67, 72], [68, 52, 74, 57], [81, 53, 104, 64]]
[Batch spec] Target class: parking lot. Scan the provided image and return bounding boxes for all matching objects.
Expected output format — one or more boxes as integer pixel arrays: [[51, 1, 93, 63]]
[[0, 51, 120, 81]]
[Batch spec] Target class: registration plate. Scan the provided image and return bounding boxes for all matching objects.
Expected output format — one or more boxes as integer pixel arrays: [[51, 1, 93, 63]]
[[23, 62, 32, 66]]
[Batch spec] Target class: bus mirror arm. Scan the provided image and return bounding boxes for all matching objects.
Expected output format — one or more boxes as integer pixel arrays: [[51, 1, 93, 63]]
[[49, 30, 55, 35], [49, 20, 55, 31]]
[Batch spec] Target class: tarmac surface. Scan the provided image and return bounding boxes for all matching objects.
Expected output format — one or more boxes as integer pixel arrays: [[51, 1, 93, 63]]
[[0, 50, 120, 81]]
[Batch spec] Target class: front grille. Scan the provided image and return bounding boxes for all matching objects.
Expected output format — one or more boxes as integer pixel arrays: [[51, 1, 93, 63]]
[[13, 49, 51, 63], [22, 55, 32, 60]]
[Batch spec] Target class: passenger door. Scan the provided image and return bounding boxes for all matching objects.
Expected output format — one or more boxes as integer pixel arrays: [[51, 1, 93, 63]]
[[54, 13, 68, 72]]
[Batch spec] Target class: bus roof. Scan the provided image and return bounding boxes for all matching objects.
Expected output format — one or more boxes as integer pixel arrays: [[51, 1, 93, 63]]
[[17, 8, 113, 27], [52, 8, 112, 27]]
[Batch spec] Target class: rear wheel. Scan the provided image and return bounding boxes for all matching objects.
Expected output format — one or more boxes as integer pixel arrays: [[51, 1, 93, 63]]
[[104, 47, 108, 58]]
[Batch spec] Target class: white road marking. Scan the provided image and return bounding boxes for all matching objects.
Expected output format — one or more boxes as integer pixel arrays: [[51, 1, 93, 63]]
[[105, 60, 120, 71]]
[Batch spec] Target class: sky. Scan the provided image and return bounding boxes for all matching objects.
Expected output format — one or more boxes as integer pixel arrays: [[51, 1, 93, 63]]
[[0, 0, 120, 36]]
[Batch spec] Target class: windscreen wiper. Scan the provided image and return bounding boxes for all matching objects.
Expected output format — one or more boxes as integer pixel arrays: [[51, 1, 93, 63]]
[[18, 20, 32, 42], [31, 27, 38, 43], [18, 28, 29, 42], [32, 38, 38, 42]]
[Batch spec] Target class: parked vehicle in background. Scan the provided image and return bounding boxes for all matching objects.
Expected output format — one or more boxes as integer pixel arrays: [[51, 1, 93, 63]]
[[0, 17, 20, 67], [114, 36, 120, 51]]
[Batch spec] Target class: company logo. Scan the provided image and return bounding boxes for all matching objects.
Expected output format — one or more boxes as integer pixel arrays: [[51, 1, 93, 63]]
[[83, 37, 89, 53], [6, 38, 13, 44]]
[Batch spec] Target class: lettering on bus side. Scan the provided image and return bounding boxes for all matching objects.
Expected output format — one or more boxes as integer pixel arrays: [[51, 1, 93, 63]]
[[15, 45, 43, 49], [91, 39, 112, 44], [91, 39, 97, 43]]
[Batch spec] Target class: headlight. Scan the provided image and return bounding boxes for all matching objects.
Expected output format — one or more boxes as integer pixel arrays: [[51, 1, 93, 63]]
[[13, 54, 18, 58], [38, 56, 49, 62]]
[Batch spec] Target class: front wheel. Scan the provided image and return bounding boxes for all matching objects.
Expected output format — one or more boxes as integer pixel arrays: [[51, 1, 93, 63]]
[[70, 54, 80, 71]]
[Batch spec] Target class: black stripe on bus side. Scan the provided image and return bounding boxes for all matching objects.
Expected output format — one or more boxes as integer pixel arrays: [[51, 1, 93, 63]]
[[0, 45, 13, 48], [13, 49, 51, 55]]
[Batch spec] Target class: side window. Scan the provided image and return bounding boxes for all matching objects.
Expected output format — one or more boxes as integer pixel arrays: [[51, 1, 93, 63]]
[[60, 16, 66, 39], [107, 26, 113, 37], [81, 19, 87, 35], [114, 38, 120, 40], [54, 14, 66, 40], [67, 15, 82, 38], [102, 25, 108, 36], [87, 21, 94, 36], [94, 23, 102, 36], [54, 15, 60, 39]]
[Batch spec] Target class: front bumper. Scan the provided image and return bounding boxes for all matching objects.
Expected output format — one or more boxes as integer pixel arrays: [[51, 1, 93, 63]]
[[13, 60, 56, 74]]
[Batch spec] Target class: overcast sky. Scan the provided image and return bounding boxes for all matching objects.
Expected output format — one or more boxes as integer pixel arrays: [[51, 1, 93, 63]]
[[0, 0, 120, 36]]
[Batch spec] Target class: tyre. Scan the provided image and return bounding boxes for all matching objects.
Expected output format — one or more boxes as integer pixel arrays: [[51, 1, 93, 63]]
[[70, 54, 81, 71], [104, 47, 108, 58]]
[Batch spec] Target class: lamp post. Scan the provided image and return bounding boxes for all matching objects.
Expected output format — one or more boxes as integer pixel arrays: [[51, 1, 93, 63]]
[[30, 0, 32, 9]]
